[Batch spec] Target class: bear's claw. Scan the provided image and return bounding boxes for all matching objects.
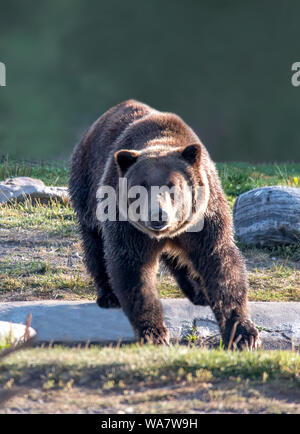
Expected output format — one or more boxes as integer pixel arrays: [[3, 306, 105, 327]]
[[139, 326, 170, 345], [227, 319, 261, 351]]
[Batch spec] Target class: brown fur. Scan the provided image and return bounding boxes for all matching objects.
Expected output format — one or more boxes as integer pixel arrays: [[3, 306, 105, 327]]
[[69, 100, 259, 348]]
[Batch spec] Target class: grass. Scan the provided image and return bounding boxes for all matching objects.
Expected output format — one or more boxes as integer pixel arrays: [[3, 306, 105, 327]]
[[0, 274, 91, 299], [1, 345, 299, 413], [217, 162, 300, 201], [0, 199, 75, 236], [1, 253, 299, 302], [0, 260, 95, 300], [0, 159, 300, 302], [0, 155, 69, 187], [0, 257, 180, 301], [247, 262, 300, 302], [0, 334, 14, 351], [1, 157, 300, 193], [1, 345, 299, 388]]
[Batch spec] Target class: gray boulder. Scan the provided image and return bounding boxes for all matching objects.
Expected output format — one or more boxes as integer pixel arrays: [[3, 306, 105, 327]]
[[0, 177, 69, 204], [233, 186, 300, 246]]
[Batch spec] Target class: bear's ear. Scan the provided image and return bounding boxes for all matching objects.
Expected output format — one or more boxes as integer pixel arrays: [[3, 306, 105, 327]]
[[114, 149, 140, 176], [181, 144, 201, 165]]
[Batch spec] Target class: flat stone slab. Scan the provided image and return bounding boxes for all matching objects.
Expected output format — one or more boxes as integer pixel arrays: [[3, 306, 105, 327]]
[[0, 300, 299, 350]]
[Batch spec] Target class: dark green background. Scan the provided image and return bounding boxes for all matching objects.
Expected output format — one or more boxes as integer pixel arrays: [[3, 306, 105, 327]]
[[0, 0, 299, 162]]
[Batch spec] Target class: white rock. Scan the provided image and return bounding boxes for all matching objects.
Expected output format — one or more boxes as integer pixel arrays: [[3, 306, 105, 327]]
[[0, 177, 69, 204], [0, 320, 36, 345]]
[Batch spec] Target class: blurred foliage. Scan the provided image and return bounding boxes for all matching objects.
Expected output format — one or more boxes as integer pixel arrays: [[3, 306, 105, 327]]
[[0, 0, 300, 162]]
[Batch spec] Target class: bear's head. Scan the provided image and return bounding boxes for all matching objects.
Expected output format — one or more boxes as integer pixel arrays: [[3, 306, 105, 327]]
[[114, 144, 209, 238]]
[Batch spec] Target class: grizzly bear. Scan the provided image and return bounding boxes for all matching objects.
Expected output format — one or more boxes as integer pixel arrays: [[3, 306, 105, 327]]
[[69, 100, 259, 349]]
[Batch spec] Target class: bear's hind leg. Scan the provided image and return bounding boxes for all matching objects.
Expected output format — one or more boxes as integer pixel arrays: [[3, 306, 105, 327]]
[[161, 254, 209, 306], [80, 225, 120, 308]]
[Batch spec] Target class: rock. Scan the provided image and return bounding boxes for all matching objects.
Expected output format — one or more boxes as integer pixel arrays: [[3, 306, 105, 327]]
[[0, 320, 36, 345], [0, 177, 69, 204], [233, 186, 300, 246]]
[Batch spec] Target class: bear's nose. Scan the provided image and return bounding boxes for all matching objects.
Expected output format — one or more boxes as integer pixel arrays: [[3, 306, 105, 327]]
[[150, 220, 168, 230], [149, 208, 169, 231]]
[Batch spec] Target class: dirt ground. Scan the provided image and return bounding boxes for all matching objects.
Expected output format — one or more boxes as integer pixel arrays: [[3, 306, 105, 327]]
[[0, 227, 299, 302], [1, 379, 299, 414]]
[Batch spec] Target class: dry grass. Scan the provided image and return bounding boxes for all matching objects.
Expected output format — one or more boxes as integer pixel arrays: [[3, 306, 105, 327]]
[[0, 223, 299, 301]]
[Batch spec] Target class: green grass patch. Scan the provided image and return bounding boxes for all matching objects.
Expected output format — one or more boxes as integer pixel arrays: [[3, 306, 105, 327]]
[[1, 260, 53, 277], [0, 156, 69, 186], [217, 162, 300, 197], [263, 244, 300, 263], [157, 278, 183, 298], [1, 345, 299, 390], [0, 198, 76, 236], [0, 273, 94, 298], [0, 259, 94, 299], [1, 158, 300, 197]]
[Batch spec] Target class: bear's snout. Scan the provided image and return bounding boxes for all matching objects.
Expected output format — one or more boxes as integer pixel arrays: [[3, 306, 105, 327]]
[[147, 207, 169, 231]]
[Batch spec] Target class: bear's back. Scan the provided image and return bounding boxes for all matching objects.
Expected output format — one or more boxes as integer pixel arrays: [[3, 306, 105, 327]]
[[69, 100, 152, 225]]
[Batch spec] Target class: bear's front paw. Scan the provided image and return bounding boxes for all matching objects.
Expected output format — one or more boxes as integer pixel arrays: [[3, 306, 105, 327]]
[[139, 325, 170, 345], [97, 289, 121, 309], [225, 319, 261, 351]]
